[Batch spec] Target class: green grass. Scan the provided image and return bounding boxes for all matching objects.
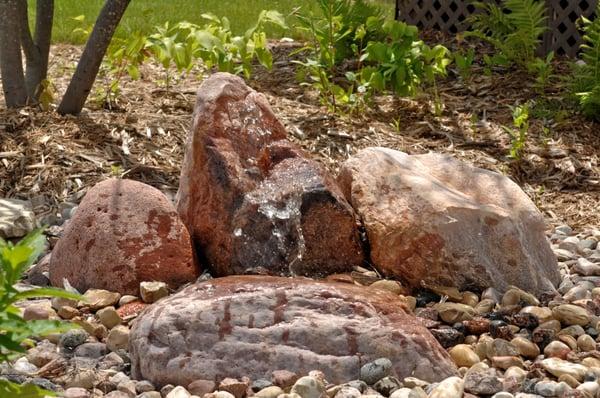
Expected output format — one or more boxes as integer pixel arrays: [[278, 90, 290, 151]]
[[37, 0, 395, 44]]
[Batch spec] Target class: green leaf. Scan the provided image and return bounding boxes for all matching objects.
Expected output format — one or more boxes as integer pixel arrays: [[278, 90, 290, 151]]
[[12, 287, 82, 302], [0, 379, 56, 397]]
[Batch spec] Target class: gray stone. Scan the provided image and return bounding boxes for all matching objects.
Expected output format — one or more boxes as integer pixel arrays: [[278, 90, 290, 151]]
[[290, 376, 325, 398], [59, 329, 89, 350], [0, 198, 36, 238], [464, 367, 502, 395], [74, 342, 108, 359], [136, 380, 156, 394], [360, 358, 393, 385], [373, 376, 401, 396]]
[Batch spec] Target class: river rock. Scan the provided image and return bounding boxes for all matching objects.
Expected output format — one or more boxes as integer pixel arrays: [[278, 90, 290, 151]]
[[129, 276, 456, 387], [448, 345, 480, 367], [176, 73, 363, 277], [337, 147, 560, 295], [552, 304, 590, 326], [541, 358, 589, 381], [428, 377, 464, 398], [49, 178, 199, 295]]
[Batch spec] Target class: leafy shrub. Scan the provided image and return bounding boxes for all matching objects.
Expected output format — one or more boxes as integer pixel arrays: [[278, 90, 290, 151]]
[[502, 102, 531, 160], [571, 7, 600, 120], [467, 0, 548, 69], [0, 229, 81, 397], [295, 0, 450, 114]]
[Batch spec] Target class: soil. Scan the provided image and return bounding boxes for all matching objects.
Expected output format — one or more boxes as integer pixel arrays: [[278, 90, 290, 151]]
[[0, 35, 598, 229]]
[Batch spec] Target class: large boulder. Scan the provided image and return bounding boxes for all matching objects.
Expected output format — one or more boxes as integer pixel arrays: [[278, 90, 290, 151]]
[[176, 73, 363, 276], [49, 179, 199, 295], [338, 147, 560, 296], [129, 276, 457, 387]]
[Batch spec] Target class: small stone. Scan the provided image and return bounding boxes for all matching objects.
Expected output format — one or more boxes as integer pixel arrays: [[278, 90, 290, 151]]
[[65, 369, 97, 389], [219, 378, 248, 398], [474, 299, 495, 315], [139, 393, 162, 398], [119, 295, 139, 306], [577, 334, 596, 351], [59, 328, 89, 350], [58, 305, 80, 319], [117, 380, 137, 396], [140, 281, 169, 304], [489, 320, 513, 340], [104, 392, 131, 398], [534, 380, 569, 397], [464, 366, 502, 395], [97, 306, 122, 329], [511, 312, 539, 329], [558, 374, 580, 388], [460, 292, 479, 307], [448, 344, 480, 367], [74, 342, 108, 358], [555, 225, 573, 235], [27, 340, 59, 367], [136, 380, 156, 394], [23, 303, 53, 320], [491, 393, 514, 398], [552, 304, 590, 326], [166, 386, 191, 398], [271, 370, 299, 389], [430, 328, 465, 348], [290, 376, 325, 398], [491, 356, 524, 370], [428, 377, 463, 398], [254, 386, 283, 398], [558, 324, 586, 338], [64, 387, 91, 398], [369, 280, 403, 295], [541, 358, 589, 381], [576, 381, 599, 396], [504, 366, 528, 382], [490, 339, 519, 357], [83, 289, 121, 310], [462, 318, 490, 335], [520, 306, 553, 323], [511, 337, 540, 359], [161, 384, 175, 397], [436, 303, 475, 323], [251, 380, 272, 393], [373, 376, 401, 396], [334, 386, 362, 398], [188, 380, 216, 396], [106, 325, 129, 352], [12, 357, 38, 375], [573, 258, 600, 276], [544, 340, 571, 359], [360, 358, 393, 385]]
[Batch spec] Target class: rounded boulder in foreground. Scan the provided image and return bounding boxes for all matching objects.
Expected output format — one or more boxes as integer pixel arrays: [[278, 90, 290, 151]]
[[129, 276, 457, 388], [49, 178, 199, 295]]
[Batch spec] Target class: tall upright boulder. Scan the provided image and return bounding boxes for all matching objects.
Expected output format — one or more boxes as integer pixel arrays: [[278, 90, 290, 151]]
[[50, 179, 199, 295], [338, 147, 560, 296], [176, 73, 363, 276], [129, 276, 457, 387]]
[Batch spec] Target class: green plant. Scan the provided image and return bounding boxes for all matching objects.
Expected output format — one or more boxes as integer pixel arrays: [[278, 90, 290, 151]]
[[571, 7, 600, 120], [502, 102, 531, 160], [527, 51, 554, 92], [0, 229, 81, 397], [468, 0, 548, 69], [454, 48, 475, 80]]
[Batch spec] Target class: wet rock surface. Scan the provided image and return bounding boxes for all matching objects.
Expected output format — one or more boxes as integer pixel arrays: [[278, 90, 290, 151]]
[[176, 73, 363, 277], [49, 178, 199, 295], [129, 276, 457, 387], [338, 147, 560, 296]]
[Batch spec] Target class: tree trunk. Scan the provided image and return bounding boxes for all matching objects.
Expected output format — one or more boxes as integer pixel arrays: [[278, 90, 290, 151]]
[[58, 0, 130, 115], [0, 0, 27, 108], [18, 0, 54, 100]]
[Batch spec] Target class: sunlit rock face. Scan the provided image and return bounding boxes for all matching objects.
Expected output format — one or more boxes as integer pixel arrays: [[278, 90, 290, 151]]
[[129, 276, 458, 387], [176, 73, 364, 277], [338, 147, 560, 296]]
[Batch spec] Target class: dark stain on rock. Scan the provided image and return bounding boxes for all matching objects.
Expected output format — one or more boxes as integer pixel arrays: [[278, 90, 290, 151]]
[[218, 299, 233, 340], [485, 216, 499, 226], [248, 314, 254, 328], [282, 328, 290, 343], [344, 325, 358, 355], [273, 289, 287, 324]]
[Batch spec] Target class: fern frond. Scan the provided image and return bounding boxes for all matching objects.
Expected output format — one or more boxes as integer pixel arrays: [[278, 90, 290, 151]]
[[580, 11, 600, 84], [505, 0, 547, 39]]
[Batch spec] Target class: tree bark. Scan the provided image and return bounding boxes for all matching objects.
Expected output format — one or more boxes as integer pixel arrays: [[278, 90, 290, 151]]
[[0, 0, 28, 108], [18, 0, 54, 100], [58, 0, 130, 115]]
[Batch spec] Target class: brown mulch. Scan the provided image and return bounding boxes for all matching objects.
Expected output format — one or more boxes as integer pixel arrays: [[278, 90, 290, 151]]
[[0, 39, 599, 229]]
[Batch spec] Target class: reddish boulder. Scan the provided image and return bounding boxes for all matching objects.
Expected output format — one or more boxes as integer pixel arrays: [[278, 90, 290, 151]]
[[338, 147, 559, 296], [176, 73, 363, 276], [50, 179, 199, 295], [129, 276, 457, 387]]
